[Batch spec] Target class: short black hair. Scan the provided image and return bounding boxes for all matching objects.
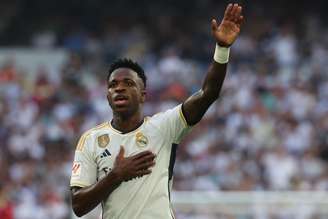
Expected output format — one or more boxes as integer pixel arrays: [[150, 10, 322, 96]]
[[107, 58, 147, 88]]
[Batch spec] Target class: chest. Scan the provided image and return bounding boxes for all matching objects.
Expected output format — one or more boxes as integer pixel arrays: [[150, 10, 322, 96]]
[[94, 128, 167, 180]]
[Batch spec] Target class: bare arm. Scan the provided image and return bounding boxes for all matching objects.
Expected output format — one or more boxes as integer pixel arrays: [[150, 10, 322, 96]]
[[182, 3, 244, 125], [71, 173, 121, 217], [71, 146, 156, 217]]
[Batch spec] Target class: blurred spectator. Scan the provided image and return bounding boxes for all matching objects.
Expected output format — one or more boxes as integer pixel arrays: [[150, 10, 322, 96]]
[[0, 183, 14, 219]]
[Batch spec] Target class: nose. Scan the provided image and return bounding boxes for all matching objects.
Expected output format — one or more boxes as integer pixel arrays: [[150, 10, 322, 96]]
[[114, 82, 126, 93]]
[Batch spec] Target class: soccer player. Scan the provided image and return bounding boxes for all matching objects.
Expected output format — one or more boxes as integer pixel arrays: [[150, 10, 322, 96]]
[[70, 3, 243, 219]]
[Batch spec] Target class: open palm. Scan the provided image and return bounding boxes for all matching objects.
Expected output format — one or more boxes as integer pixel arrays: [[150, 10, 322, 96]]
[[212, 3, 244, 47]]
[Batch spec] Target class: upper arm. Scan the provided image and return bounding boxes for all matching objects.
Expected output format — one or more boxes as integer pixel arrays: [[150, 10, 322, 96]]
[[182, 62, 228, 125], [70, 133, 97, 188], [71, 186, 82, 194], [71, 186, 83, 200], [182, 90, 213, 126]]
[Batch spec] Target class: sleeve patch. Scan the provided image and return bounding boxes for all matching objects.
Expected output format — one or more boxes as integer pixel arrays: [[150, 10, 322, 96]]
[[72, 162, 82, 177]]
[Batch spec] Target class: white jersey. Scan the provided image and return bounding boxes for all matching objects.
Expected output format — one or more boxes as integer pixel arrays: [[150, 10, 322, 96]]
[[70, 104, 191, 219]]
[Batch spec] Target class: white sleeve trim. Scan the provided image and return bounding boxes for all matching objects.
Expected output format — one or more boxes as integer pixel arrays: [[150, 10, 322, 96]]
[[70, 181, 90, 188], [179, 104, 191, 128]]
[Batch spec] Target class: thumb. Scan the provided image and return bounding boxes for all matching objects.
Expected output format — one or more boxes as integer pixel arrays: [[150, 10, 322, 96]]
[[211, 19, 218, 32], [118, 146, 125, 158]]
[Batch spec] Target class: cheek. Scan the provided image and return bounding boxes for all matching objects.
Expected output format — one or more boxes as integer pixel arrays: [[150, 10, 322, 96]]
[[107, 93, 113, 104], [131, 90, 143, 102]]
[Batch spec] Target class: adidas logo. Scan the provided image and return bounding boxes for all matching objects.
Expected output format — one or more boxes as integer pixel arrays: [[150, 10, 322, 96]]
[[100, 149, 111, 158]]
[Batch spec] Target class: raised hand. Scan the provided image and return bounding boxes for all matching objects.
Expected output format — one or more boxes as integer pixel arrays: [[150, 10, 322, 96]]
[[211, 3, 244, 47], [113, 146, 156, 182]]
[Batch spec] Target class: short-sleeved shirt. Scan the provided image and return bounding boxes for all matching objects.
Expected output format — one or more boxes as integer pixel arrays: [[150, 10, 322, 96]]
[[70, 104, 191, 219]]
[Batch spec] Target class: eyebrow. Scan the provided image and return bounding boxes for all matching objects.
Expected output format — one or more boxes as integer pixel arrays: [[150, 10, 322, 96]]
[[109, 78, 137, 84]]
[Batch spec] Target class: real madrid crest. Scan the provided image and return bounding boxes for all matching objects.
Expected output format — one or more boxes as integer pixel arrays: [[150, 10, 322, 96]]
[[98, 134, 110, 148], [136, 132, 148, 147]]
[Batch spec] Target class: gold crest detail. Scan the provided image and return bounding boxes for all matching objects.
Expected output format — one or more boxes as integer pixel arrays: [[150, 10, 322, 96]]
[[98, 134, 110, 148], [136, 132, 148, 147]]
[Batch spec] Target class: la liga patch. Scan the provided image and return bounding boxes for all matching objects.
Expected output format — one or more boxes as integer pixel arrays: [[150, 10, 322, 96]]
[[72, 162, 82, 177]]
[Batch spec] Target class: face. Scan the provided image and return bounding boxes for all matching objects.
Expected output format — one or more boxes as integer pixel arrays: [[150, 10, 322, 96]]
[[107, 68, 146, 116]]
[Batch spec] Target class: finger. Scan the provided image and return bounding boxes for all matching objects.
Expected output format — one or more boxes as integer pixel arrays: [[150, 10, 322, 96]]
[[231, 3, 239, 16], [237, 15, 244, 27], [226, 3, 239, 22], [234, 6, 242, 16], [234, 6, 242, 22], [131, 150, 154, 160], [230, 5, 241, 23], [135, 169, 152, 178], [132, 151, 155, 161], [134, 153, 156, 165], [211, 19, 218, 32], [135, 161, 156, 170], [223, 3, 233, 19], [238, 5, 243, 15], [117, 146, 125, 158], [235, 15, 244, 28]]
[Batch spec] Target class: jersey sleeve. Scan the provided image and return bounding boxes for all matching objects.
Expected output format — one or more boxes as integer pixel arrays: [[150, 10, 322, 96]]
[[153, 104, 193, 144], [70, 132, 97, 188]]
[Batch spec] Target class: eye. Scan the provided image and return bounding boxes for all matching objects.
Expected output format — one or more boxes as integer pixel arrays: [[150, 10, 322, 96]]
[[108, 81, 117, 88], [126, 80, 134, 87]]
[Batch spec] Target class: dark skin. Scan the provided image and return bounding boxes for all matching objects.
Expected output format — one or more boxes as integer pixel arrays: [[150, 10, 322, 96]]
[[107, 68, 146, 133], [71, 3, 243, 217]]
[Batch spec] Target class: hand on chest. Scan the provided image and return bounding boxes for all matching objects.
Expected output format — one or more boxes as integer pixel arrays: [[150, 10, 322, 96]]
[[95, 131, 159, 179]]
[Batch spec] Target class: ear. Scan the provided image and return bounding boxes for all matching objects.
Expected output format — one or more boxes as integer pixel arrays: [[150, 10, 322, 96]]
[[140, 89, 146, 103]]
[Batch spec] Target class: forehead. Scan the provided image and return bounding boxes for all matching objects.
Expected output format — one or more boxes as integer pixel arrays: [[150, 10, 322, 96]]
[[109, 68, 139, 82]]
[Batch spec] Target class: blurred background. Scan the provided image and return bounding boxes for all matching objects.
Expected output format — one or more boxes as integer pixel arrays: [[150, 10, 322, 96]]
[[0, 0, 328, 219]]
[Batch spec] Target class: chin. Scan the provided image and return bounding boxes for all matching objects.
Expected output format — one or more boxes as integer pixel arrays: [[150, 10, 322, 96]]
[[113, 106, 134, 117]]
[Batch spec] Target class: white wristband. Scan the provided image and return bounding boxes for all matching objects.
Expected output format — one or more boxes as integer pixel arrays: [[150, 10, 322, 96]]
[[213, 44, 230, 64]]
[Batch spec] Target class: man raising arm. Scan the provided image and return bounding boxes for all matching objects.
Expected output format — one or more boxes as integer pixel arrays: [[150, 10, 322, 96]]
[[69, 3, 243, 219], [182, 3, 243, 125]]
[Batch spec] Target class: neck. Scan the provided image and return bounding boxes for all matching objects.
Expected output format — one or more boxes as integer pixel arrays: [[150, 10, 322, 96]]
[[111, 110, 144, 134]]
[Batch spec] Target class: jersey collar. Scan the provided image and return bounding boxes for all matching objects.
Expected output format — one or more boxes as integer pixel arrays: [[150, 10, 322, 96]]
[[108, 118, 146, 135]]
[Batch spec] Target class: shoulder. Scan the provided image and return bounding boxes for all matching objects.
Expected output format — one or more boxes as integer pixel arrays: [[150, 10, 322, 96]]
[[81, 122, 110, 138], [151, 104, 180, 117], [76, 122, 110, 151], [147, 104, 187, 126]]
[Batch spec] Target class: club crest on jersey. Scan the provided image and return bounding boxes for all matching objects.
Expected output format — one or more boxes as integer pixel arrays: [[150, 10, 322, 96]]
[[98, 134, 110, 148], [136, 132, 148, 147]]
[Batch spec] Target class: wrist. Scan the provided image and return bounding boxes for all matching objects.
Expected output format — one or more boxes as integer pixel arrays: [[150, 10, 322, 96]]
[[217, 42, 231, 48], [213, 44, 230, 64], [108, 168, 123, 185]]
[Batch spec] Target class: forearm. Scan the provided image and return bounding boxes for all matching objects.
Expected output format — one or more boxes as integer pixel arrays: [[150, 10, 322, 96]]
[[201, 61, 227, 100], [182, 50, 228, 125], [182, 3, 243, 125], [71, 171, 122, 217]]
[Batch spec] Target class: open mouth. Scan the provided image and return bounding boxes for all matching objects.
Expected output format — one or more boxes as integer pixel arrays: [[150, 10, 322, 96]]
[[113, 95, 129, 106]]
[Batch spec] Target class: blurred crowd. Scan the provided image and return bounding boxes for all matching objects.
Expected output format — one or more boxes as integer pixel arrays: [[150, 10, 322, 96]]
[[0, 1, 328, 219]]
